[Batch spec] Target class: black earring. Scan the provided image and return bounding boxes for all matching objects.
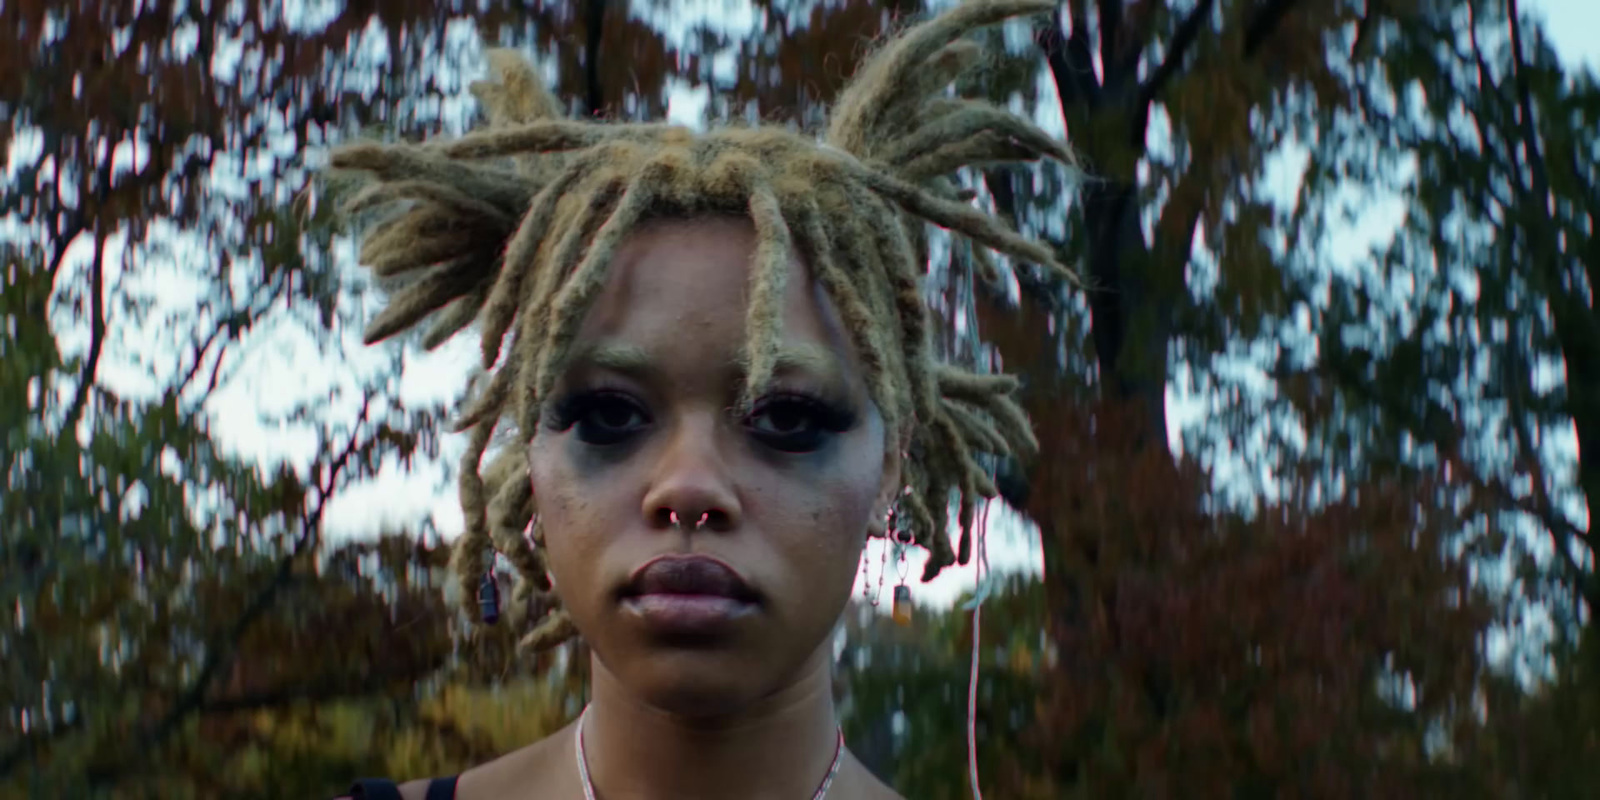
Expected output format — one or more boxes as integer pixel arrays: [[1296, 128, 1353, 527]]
[[478, 571, 501, 624]]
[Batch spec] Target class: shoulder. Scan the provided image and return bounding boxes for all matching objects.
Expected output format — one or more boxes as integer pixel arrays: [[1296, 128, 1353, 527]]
[[842, 750, 906, 800], [864, 774, 906, 800], [448, 720, 581, 800], [393, 779, 438, 800]]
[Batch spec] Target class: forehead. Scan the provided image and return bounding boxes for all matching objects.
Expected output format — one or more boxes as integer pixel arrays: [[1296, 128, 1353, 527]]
[[570, 215, 864, 385]]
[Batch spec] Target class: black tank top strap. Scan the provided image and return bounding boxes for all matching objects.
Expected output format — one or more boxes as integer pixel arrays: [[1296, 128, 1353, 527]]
[[346, 779, 402, 800], [344, 775, 458, 799], [426, 775, 460, 800]]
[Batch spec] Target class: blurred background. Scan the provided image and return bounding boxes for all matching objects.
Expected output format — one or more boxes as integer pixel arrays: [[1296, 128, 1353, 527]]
[[3, 0, 1598, 797]]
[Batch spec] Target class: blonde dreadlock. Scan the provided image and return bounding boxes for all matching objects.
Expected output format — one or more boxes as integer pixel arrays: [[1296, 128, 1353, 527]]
[[331, 0, 1081, 657]]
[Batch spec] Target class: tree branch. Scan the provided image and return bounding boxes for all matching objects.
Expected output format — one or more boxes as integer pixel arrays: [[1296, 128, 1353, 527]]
[[1038, 2, 1103, 114], [1505, 0, 1550, 203], [1506, 0, 1599, 607], [979, 169, 1067, 316], [1133, 0, 1216, 147], [1497, 307, 1593, 603], [1465, 6, 1513, 172], [43, 217, 85, 281], [172, 309, 229, 400], [1096, 0, 1122, 74], [1466, 3, 1500, 95], [60, 230, 106, 434], [1242, 0, 1301, 58], [171, 279, 286, 405]]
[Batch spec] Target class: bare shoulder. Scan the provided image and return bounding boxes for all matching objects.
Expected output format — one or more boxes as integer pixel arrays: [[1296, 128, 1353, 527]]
[[452, 720, 581, 800], [843, 751, 907, 800], [862, 772, 906, 800], [390, 778, 432, 800]]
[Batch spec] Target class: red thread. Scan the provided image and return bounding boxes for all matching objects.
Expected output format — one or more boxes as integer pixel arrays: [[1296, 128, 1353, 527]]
[[967, 499, 990, 800]]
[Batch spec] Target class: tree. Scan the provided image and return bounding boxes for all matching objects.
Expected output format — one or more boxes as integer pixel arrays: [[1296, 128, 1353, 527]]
[[1018, 400, 1499, 797], [887, 1, 1594, 793], [1289, 0, 1599, 792], [0, 1, 483, 792], [1316, 0, 1597, 664]]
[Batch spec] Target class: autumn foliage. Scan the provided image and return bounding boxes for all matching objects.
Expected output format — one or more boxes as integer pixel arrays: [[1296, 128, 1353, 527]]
[[1010, 400, 1494, 797]]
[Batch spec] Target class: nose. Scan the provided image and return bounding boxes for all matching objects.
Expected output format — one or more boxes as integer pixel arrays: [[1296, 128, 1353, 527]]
[[640, 413, 741, 534]]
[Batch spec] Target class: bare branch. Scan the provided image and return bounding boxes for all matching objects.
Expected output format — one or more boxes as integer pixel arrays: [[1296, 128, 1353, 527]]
[[1133, 0, 1216, 146], [43, 217, 86, 280], [1505, 2, 1600, 606], [1466, 3, 1500, 96], [1096, 0, 1122, 73], [1037, 2, 1103, 113], [979, 168, 1068, 315], [1464, 6, 1515, 174], [172, 278, 288, 404], [60, 231, 106, 434], [1137, 0, 1214, 106], [1506, 0, 1551, 203]]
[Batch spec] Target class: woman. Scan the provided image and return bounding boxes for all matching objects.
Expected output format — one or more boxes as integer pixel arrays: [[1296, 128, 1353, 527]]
[[332, 1, 1079, 797]]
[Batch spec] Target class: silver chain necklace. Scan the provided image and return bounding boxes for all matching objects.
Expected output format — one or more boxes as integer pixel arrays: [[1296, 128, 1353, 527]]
[[574, 705, 845, 800]]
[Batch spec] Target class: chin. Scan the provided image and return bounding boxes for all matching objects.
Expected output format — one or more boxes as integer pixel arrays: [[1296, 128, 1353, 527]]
[[622, 651, 772, 718], [585, 590, 850, 718]]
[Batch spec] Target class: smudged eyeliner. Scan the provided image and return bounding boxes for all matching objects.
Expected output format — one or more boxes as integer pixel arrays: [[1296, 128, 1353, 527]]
[[544, 385, 858, 453]]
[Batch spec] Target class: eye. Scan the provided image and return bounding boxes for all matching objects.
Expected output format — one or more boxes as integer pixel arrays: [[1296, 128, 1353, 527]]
[[549, 390, 649, 445], [745, 393, 856, 453]]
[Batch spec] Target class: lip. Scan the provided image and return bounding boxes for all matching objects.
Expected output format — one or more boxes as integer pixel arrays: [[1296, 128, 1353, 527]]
[[621, 594, 759, 635], [619, 555, 761, 636]]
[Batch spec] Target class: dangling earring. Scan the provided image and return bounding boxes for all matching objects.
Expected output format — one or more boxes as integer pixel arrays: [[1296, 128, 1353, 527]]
[[478, 547, 501, 625], [890, 518, 914, 627], [858, 545, 871, 604], [867, 502, 898, 608]]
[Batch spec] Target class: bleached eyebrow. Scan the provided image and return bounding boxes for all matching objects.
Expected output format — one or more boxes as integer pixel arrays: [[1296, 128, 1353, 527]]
[[567, 340, 846, 385], [732, 342, 842, 381], [573, 341, 652, 375]]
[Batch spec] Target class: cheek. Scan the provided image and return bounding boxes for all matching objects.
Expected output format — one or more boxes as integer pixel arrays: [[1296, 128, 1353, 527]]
[[526, 441, 599, 575], [775, 443, 885, 560]]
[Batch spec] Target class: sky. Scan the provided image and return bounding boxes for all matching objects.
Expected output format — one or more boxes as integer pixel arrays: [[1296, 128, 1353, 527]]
[[24, 0, 1598, 616], [1529, 0, 1600, 73]]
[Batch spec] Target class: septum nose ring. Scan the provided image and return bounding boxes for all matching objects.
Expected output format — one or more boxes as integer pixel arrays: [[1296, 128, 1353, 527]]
[[668, 511, 710, 530]]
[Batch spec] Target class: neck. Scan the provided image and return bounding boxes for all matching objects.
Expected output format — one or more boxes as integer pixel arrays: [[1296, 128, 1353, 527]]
[[578, 646, 844, 800]]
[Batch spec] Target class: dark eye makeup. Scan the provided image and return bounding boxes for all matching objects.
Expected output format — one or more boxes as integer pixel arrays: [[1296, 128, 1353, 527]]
[[746, 391, 858, 452], [546, 389, 648, 446], [543, 385, 858, 453]]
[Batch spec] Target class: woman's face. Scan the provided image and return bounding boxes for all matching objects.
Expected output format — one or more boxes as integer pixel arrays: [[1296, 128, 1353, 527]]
[[528, 215, 898, 717]]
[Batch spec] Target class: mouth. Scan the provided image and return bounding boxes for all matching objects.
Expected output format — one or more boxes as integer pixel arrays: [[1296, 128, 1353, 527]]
[[619, 555, 761, 636]]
